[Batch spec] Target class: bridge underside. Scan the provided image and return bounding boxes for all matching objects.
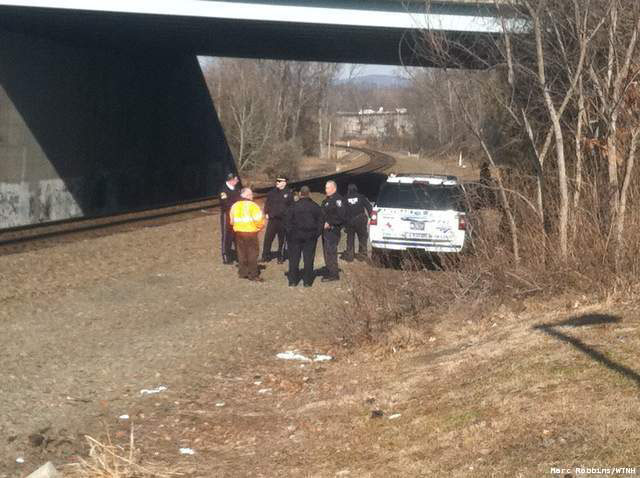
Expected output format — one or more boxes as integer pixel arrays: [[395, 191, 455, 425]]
[[0, 3, 500, 228], [0, 4, 499, 67]]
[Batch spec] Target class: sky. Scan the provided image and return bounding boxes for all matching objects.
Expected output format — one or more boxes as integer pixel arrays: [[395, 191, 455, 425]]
[[355, 64, 399, 76], [201, 58, 419, 79], [341, 63, 419, 79]]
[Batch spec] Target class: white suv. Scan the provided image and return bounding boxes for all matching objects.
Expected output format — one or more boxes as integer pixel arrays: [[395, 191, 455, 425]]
[[369, 174, 468, 258]]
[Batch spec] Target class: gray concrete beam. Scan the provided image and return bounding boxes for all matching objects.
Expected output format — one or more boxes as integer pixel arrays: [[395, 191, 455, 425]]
[[0, 2, 512, 67], [0, 30, 234, 227]]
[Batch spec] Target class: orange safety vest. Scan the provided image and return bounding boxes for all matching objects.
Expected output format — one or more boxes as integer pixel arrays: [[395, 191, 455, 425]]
[[229, 200, 265, 233]]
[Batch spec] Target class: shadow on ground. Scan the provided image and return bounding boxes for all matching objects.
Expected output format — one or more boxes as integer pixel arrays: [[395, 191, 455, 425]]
[[533, 313, 640, 387], [372, 250, 448, 271]]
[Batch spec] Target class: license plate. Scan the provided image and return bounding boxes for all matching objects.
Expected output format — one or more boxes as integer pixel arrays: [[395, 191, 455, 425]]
[[410, 221, 425, 231], [405, 232, 429, 239]]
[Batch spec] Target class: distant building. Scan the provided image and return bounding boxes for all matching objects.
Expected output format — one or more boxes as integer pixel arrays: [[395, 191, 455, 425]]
[[335, 108, 413, 141]]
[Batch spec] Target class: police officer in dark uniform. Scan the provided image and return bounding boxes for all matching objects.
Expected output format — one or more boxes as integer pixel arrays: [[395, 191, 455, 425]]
[[219, 172, 241, 264], [321, 180, 346, 282], [342, 183, 373, 262], [285, 186, 323, 287], [261, 175, 294, 263]]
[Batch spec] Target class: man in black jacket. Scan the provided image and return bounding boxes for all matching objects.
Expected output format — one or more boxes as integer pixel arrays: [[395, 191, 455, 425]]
[[219, 172, 241, 264], [285, 186, 323, 287], [342, 183, 373, 262], [321, 180, 346, 282], [261, 175, 294, 263]]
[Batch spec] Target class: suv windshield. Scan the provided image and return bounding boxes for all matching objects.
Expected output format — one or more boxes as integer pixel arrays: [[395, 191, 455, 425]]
[[376, 183, 466, 211]]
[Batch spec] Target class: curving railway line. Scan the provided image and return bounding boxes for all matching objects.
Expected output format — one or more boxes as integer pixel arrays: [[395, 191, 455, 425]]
[[0, 147, 394, 253]]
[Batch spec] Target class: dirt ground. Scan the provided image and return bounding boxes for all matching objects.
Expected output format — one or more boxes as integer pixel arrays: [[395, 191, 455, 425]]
[[0, 154, 422, 476], [0, 188, 353, 477], [3, 155, 638, 477]]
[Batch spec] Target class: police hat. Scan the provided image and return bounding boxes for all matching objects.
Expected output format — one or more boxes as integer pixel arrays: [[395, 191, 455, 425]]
[[276, 175, 288, 182], [226, 172, 238, 181]]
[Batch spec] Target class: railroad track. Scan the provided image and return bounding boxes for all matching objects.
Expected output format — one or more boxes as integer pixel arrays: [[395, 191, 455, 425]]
[[0, 147, 395, 253]]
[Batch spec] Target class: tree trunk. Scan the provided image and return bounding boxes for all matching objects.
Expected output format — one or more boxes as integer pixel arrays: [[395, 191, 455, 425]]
[[607, 115, 620, 225], [571, 79, 586, 243], [238, 124, 245, 171], [531, 9, 575, 263], [318, 103, 325, 158], [477, 138, 520, 265], [614, 128, 640, 266], [548, 104, 570, 262]]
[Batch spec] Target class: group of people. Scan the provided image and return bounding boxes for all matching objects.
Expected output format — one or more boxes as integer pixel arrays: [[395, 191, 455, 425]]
[[218, 172, 372, 287]]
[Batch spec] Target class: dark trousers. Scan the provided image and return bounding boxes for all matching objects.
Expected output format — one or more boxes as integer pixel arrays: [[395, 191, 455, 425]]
[[220, 212, 236, 263], [322, 228, 341, 278], [262, 217, 286, 260], [345, 215, 369, 258], [288, 235, 318, 285], [235, 232, 260, 279]]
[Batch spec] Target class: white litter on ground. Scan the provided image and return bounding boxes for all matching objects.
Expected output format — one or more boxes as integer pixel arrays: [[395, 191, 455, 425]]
[[119, 414, 130, 420], [215, 402, 226, 407], [258, 388, 272, 394], [388, 414, 402, 420], [277, 351, 334, 362], [277, 351, 311, 362], [16, 457, 24, 464], [313, 354, 333, 362], [179, 448, 195, 455], [140, 386, 167, 396]]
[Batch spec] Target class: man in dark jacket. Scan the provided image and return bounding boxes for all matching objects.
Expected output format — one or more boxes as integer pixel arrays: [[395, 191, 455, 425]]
[[321, 180, 346, 282], [342, 183, 373, 262], [219, 172, 241, 264], [285, 186, 323, 287], [261, 175, 294, 263]]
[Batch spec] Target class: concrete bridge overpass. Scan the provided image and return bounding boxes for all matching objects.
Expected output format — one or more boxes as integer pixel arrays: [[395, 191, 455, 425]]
[[0, 0, 516, 66], [0, 0, 519, 227]]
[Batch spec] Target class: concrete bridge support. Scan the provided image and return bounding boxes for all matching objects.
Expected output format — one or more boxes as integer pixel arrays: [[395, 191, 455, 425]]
[[0, 29, 233, 228]]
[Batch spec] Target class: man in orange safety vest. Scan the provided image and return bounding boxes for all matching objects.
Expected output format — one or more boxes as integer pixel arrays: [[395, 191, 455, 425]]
[[229, 187, 266, 281]]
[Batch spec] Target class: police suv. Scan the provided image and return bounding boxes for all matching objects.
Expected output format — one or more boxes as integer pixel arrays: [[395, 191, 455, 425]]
[[369, 174, 468, 258]]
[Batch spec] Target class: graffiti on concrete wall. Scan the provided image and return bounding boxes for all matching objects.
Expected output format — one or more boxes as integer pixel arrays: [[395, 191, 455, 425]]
[[0, 183, 28, 228], [0, 179, 83, 227]]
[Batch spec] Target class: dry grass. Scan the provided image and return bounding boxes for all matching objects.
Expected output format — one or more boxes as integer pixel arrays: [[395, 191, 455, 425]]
[[325, 289, 640, 476], [332, 170, 640, 475], [62, 426, 180, 478], [341, 264, 440, 349]]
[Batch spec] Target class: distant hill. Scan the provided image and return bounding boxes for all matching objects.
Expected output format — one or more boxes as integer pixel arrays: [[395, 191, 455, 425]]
[[337, 74, 410, 88]]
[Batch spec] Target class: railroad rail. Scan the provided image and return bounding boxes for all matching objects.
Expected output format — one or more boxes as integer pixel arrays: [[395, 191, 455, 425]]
[[0, 147, 394, 253]]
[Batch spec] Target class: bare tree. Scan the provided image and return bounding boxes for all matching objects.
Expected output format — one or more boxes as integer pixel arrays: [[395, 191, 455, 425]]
[[413, 0, 640, 268], [203, 59, 342, 172], [582, 2, 640, 262]]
